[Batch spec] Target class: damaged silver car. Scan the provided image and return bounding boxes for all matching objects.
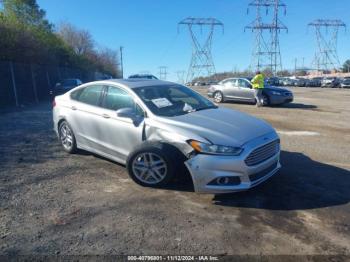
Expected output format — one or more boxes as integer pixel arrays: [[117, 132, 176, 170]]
[[53, 79, 281, 194]]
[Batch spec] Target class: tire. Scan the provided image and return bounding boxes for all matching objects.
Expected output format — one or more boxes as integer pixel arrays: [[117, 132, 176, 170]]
[[58, 120, 77, 154], [261, 94, 270, 106], [213, 91, 224, 103], [127, 143, 179, 188]]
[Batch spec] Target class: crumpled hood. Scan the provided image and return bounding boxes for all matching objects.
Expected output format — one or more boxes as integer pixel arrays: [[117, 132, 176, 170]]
[[157, 107, 275, 147]]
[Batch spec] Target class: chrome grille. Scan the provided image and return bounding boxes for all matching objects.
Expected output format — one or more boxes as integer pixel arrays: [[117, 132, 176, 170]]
[[245, 139, 280, 166]]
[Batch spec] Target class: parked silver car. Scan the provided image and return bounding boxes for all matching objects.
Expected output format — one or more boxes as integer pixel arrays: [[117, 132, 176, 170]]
[[53, 79, 281, 194], [208, 78, 293, 105]]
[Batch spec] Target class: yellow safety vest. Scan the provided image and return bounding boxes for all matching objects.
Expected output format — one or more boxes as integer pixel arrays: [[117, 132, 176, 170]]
[[251, 74, 264, 89]]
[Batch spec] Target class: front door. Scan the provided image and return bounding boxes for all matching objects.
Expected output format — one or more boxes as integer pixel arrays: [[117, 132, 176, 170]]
[[236, 79, 255, 102], [97, 85, 145, 163]]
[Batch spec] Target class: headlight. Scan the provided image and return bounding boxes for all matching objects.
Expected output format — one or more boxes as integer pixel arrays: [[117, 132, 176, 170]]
[[188, 140, 243, 156], [271, 91, 282, 96]]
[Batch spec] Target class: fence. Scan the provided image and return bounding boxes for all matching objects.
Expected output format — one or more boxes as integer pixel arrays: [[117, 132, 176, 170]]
[[0, 60, 104, 108]]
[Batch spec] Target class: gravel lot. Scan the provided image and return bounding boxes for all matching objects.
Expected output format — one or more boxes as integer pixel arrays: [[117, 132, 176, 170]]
[[0, 87, 349, 256]]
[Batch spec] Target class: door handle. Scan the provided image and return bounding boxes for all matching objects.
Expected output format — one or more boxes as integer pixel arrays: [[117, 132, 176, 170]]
[[71, 106, 77, 110], [102, 114, 110, 119]]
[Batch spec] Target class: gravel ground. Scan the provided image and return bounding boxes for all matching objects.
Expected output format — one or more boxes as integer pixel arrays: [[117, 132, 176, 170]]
[[0, 87, 349, 257]]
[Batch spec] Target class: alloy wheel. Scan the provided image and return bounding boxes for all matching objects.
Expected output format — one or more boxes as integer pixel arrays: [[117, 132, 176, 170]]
[[132, 153, 168, 185], [214, 92, 223, 103], [59, 123, 74, 151]]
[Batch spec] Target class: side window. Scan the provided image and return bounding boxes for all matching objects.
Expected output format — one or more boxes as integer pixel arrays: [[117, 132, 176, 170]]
[[230, 79, 238, 87], [238, 79, 251, 88], [102, 86, 135, 111], [75, 85, 104, 106]]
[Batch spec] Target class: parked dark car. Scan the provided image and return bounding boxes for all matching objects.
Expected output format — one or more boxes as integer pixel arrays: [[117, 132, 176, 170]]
[[208, 77, 293, 106], [128, 74, 158, 80], [51, 79, 82, 96], [266, 77, 280, 86], [308, 77, 323, 87]]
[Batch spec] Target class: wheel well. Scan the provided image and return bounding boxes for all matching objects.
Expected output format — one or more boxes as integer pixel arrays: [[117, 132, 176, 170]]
[[57, 118, 66, 129]]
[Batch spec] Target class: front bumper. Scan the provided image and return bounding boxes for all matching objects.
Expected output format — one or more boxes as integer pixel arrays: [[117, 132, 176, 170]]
[[269, 94, 293, 105], [184, 132, 281, 194]]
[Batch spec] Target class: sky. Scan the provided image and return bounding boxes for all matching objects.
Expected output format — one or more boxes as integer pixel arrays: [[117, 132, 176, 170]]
[[37, 0, 349, 81]]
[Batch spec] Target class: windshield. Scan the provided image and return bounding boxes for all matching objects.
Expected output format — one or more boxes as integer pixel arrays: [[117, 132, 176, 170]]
[[133, 85, 217, 117]]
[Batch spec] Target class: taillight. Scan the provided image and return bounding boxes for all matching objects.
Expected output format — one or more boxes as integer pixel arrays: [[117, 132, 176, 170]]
[[52, 99, 56, 108]]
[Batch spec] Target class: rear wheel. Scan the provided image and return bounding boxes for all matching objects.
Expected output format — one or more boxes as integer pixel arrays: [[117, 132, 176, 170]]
[[58, 121, 77, 153], [213, 91, 224, 103]]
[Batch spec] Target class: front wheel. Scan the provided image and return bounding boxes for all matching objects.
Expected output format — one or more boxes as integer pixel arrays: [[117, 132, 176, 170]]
[[127, 145, 175, 187], [213, 91, 224, 103], [261, 94, 270, 106]]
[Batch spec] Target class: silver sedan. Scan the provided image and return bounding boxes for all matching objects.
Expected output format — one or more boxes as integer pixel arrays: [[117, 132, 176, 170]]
[[208, 77, 293, 105], [53, 79, 281, 194]]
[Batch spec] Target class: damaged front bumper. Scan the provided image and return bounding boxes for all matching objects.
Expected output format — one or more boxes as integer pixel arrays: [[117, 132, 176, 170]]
[[184, 132, 281, 194]]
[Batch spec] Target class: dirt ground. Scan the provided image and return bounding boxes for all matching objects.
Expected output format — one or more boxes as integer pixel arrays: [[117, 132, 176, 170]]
[[0, 87, 349, 257]]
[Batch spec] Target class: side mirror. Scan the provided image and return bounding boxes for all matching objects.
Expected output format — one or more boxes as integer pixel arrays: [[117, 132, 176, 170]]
[[116, 107, 136, 118]]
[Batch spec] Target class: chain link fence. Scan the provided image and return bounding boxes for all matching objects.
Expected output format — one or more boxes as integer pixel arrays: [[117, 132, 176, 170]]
[[0, 60, 106, 108]]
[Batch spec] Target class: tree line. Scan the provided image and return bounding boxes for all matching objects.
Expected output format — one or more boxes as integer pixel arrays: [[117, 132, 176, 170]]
[[0, 0, 120, 78]]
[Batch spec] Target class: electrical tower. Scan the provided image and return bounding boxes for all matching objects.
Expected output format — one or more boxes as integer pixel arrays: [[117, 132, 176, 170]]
[[158, 66, 168, 80], [178, 17, 224, 82], [245, 0, 287, 75], [308, 19, 346, 72], [176, 70, 186, 84]]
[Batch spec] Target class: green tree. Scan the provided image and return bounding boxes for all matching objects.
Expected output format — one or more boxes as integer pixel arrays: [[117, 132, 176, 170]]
[[342, 60, 350, 73], [2, 0, 52, 30]]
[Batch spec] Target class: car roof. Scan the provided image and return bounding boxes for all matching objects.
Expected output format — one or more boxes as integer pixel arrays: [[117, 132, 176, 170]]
[[87, 79, 177, 89]]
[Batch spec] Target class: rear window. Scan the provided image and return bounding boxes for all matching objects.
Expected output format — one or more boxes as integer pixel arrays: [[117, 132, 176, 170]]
[[72, 85, 104, 106]]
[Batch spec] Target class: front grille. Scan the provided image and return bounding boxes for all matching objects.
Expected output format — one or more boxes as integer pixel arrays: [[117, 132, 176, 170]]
[[245, 139, 280, 166], [249, 161, 278, 182]]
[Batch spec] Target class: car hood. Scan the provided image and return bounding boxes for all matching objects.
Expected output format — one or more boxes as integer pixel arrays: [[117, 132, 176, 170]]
[[264, 86, 291, 92], [157, 107, 275, 147]]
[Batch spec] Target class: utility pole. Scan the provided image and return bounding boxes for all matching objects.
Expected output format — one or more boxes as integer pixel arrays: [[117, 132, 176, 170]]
[[120, 46, 124, 78], [158, 66, 168, 80], [178, 17, 224, 82], [308, 19, 346, 72], [245, 0, 288, 76], [294, 58, 297, 75]]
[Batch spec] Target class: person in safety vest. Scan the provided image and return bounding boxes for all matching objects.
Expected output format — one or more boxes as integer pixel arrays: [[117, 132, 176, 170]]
[[251, 71, 265, 107]]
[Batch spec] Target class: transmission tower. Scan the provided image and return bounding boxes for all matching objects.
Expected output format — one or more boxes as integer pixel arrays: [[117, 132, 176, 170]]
[[176, 70, 186, 84], [308, 19, 346, 72], [245, 0, 287, 75], [178, 17, 224, 82], [158, 66, 168, 80]]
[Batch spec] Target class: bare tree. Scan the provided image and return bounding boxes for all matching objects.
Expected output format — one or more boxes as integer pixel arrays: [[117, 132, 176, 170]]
[[58, 22, 94, 56]]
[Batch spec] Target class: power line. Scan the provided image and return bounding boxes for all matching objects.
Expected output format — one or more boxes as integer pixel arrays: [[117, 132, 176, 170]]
[[158, 66, 168, 80], [178, 17, 224, 82], [176, 70, 186, 84], [308, 19, 346, 72], [245, 0, 288, 75]]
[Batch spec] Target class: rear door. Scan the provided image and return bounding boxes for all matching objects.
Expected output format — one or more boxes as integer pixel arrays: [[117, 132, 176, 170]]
[[68, 85, 105, 151]]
